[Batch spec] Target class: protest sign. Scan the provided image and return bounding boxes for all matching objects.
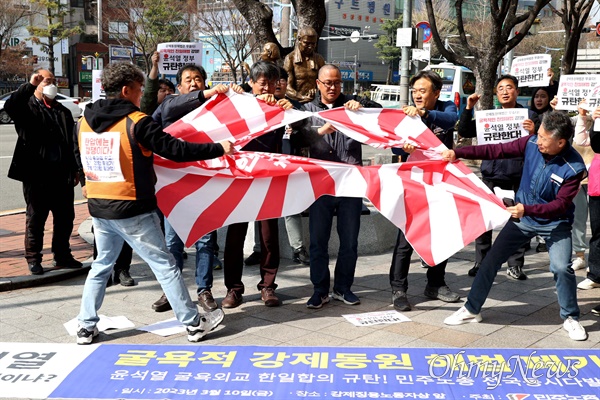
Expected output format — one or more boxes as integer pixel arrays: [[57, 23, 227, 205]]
[[510, 54, 551, 87], [556, 74, 600, 111], [157, 42, 203, 75], [475, 108, 530, 145]]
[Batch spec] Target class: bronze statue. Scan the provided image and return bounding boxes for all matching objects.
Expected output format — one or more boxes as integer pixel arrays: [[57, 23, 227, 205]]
[[283, 27, 325, 103], [260, 42, 281, 65]]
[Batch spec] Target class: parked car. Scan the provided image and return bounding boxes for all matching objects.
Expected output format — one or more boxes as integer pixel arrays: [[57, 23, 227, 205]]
[[0, 91, 81, 124]]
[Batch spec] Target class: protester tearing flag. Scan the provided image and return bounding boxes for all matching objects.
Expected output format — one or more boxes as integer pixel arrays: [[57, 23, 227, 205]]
[[155, 152, 508, 266], [164, 90, 311, 149]]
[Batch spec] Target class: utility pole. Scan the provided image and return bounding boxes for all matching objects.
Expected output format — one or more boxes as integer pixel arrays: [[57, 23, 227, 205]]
[[399, 0, 412, 106], [280, 0, 291, 48], [354, 54, 358, 94]]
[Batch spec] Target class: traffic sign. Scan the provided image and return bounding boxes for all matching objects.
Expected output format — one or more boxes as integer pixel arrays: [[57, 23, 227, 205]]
[[416, 21, 432, 43], [596, 22, 600, 37], [350, 31, 360, 43]]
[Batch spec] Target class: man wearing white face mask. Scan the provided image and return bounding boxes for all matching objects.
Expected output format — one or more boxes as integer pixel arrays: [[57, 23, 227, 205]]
[[5, 69, 82, 275]]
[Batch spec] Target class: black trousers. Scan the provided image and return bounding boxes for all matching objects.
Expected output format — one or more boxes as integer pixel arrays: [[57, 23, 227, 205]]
[[92, 235, 132, 273], [389, 229, 448, 291], [475, 178, 527, 267], [23, 180, 74, 263]]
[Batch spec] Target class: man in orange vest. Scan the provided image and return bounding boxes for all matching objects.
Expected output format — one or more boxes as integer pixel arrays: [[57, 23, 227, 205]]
[[75, 62, 233, 345]]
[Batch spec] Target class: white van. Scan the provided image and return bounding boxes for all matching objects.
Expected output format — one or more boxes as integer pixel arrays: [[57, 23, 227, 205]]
[[424, 62, 476, 116], [369, 84, 402, 109]]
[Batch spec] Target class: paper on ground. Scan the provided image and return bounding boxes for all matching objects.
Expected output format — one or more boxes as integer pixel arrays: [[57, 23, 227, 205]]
[[138, 317, 186, 336], [64, 315, 135, 336], [342, 310, 411, 327]]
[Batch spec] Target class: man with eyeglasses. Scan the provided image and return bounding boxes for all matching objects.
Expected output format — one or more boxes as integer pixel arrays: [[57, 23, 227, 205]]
[[389, 70, 460, 312], [222, 61, 293, 309], [457, 75, 540, 281], [302, 64, 381, 309], [284, 27, 325, 103], [6, 69, 82, 275]]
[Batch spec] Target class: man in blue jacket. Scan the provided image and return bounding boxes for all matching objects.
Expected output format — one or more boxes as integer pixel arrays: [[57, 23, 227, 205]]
[[457, 75, 540, 280], [442, 112, 587, 341], [389, 70, 460, 311]]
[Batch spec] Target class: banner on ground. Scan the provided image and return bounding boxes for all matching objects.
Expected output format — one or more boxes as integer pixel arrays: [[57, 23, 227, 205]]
[[2, 343, 600, 399], [475, 108, 530, 145], [510, 54, 551, 87], [555, 74, 600, 111], [156, 42, 203, 75]]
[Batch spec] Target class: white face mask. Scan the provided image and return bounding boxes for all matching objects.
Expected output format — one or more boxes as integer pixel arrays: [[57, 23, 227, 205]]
[[42, 84, 58, 100]]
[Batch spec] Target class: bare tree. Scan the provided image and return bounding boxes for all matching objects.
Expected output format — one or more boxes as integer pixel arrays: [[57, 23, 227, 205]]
[[231, 0, 326, 56], [0, 1, 31, 61], [106, 0, 197, 73], [197, 2, 261, 83], [28, 0, 82, 74], [549, 0, 596, 74], [425, 0, 552, 109]]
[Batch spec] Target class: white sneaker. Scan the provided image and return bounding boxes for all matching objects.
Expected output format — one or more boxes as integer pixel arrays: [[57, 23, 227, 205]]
[[571, 257, 587, 271], [563, 317, 587, 341], [577, 278, 600, 290], [444, 306, 482, 325], [187, 308, 224, 342]]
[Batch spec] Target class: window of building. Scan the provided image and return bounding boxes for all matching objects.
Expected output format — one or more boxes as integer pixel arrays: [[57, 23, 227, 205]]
[[108, 21, 129, 39]]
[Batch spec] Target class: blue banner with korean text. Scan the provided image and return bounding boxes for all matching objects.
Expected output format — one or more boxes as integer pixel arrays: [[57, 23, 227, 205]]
[[46, 345, 600, 399]]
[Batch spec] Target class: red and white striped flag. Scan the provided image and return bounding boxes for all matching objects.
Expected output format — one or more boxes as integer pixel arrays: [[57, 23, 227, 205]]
[[155, 93, 509, 265], [316, 107, 447, 158], [155, 152, 508, 266], [164, 90, 310, 149]]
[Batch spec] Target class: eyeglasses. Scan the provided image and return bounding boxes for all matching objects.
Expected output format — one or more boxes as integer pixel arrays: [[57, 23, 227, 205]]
[[317, 79, 342, 89]]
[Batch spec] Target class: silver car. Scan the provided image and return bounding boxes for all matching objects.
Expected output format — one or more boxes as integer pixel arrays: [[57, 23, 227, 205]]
[[0, 91, 82, 124]]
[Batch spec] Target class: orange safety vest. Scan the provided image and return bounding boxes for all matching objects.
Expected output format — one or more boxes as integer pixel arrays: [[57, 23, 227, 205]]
[[78, 111, 155, 201]]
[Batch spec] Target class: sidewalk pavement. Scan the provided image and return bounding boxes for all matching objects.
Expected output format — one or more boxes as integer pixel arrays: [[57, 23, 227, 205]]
[[0, 202, 599, 349], [0, 202, 94, 292]]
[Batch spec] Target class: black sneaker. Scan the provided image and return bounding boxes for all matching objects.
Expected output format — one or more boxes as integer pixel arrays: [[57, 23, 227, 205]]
[[28, 262, 44, 275], [424, 285, 460, 303], [536, 243, 548, 253], [392, 290, 411, 311], [244, 251, 261, 266], [53, 257, 83, 269], [332, 290, 360, 305], [468, 263, 480, 277], [507, 266, 527, 280], [292, 247, 310, 265], [306, 292, 330, 309], [591, 305, 600, 317], [116, 270, 134, 286], [76, 325, 99, 345]]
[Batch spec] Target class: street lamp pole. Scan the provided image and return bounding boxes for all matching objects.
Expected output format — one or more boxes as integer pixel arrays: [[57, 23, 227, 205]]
[[354, 54, 358, 94]]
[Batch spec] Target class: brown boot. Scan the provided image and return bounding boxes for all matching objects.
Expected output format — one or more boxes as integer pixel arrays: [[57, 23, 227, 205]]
[[261, 287, 280, 307], [221, 290, 243, 308], [152, 293, 171, 312], [198, 290, 218, 311]]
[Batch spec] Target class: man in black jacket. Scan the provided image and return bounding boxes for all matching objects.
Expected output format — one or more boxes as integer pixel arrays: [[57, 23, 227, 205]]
[[457, 74, 540, 280], [302, 64, 381, 309], [5, 69, 82, 275], [76, 62, 233, 344]]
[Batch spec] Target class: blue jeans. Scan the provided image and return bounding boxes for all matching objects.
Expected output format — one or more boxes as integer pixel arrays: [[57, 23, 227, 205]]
[[309, 196, 362, 295], [465, 219, 580, 320], [164, 219, 215, 294], [78, 212, 199, 329]]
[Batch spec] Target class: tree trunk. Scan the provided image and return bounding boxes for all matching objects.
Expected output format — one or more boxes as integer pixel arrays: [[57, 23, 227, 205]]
[[473, 61, 499, 111], [232, 0, 326, 57]]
